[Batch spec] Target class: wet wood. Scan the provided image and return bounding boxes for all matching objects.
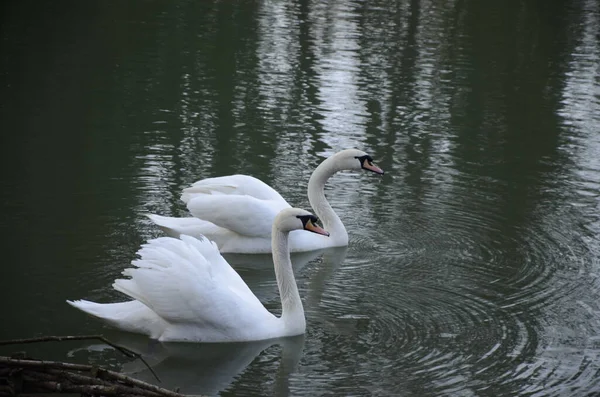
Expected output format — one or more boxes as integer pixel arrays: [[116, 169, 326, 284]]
[[0, 335, 197, 397]]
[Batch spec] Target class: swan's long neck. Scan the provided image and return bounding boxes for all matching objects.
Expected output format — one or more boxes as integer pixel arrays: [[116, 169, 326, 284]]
[[273, 228, 305, 334], [307, 156, 348, 245]]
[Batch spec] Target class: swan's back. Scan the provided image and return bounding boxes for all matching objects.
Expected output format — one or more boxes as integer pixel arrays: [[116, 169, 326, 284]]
[[181, 174, 287, 203], [180, 174, 292, 245]]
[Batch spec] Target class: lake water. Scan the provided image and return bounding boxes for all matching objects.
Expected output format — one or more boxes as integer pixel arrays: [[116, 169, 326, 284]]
[[1, 0, 600, 396]]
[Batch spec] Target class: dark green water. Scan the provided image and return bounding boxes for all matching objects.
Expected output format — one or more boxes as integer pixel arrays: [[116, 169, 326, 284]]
[[2, 0, 600, 396]]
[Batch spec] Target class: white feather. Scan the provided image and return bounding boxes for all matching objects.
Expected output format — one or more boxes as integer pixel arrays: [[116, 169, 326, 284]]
[[67, 209, 321, 343], [147, 149, 381, 253]]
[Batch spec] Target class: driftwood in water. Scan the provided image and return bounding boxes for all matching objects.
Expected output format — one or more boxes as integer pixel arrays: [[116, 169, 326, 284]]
[[0, 335, 159, 382], [0, 335, 191, 397]]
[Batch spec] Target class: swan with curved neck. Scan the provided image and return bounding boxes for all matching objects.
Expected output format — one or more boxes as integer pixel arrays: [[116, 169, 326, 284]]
[[306, 150, 381, 247], [67, 208, 329, 342], [147, 149, 383, 253]]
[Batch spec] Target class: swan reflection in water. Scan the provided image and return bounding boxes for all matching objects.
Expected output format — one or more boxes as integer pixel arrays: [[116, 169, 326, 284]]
[[72, 246, 348, 395], [116, 333, 306, 396], [226, 246, 349, 313]]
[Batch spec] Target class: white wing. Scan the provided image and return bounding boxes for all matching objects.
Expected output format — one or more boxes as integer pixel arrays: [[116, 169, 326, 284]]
[[181, 175, 288, 204], [185, 194, 290, 237], [113, 236, 270, 331], [147, 174, 293, 251]]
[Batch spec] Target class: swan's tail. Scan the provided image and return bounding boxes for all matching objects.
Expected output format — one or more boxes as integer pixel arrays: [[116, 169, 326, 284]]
[[66, 299, 139, 322], [144, 213, 222, 240], [66, 299, 165, 337], [67, 299, 111, 318]]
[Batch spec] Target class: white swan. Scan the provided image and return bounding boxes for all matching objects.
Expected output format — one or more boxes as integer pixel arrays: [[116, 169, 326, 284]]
[[147, 149, 383, 253], [67, 208, 330, 343]]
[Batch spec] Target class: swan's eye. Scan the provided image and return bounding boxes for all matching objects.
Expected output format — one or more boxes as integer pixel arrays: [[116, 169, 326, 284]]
[[296, 215, 310, 227], [355, 154, 373, 166]]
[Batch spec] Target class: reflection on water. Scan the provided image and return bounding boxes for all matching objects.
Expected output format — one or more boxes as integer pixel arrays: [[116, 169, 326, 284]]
[[66, 334, 305, 397], [111, 334, 306, 397], [1, 0, 600, 396]]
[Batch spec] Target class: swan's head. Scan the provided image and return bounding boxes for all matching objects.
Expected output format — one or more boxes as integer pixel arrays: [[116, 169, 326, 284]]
[[331, 149, 384, 175], [275, 208, 330, 236]]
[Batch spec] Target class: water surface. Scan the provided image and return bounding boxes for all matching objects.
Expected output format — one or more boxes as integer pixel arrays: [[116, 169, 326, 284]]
[[1, 0, 600, 396]]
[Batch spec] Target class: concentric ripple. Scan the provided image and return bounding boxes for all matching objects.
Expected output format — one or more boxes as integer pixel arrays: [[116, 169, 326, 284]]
[[291, 155, 600, 396]]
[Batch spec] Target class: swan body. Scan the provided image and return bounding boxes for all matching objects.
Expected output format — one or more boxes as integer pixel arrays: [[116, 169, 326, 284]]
[[67, 208, 329, 343], [147, 149, 383, 253]]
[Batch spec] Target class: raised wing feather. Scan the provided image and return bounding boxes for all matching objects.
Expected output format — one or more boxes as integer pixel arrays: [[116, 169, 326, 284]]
[[186, 194, 290, 237], [181, 175, 287, 204], [113, 236, 269, 329]]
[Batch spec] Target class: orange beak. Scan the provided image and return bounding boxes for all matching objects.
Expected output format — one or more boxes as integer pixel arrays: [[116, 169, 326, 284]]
[[305, 220, 330, 236], [364, 162, 384, 175]]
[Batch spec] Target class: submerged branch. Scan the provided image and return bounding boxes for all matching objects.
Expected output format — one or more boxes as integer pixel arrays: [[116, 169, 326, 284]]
[[0, 356, 189, 397], [0, 334, 160, 382]]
